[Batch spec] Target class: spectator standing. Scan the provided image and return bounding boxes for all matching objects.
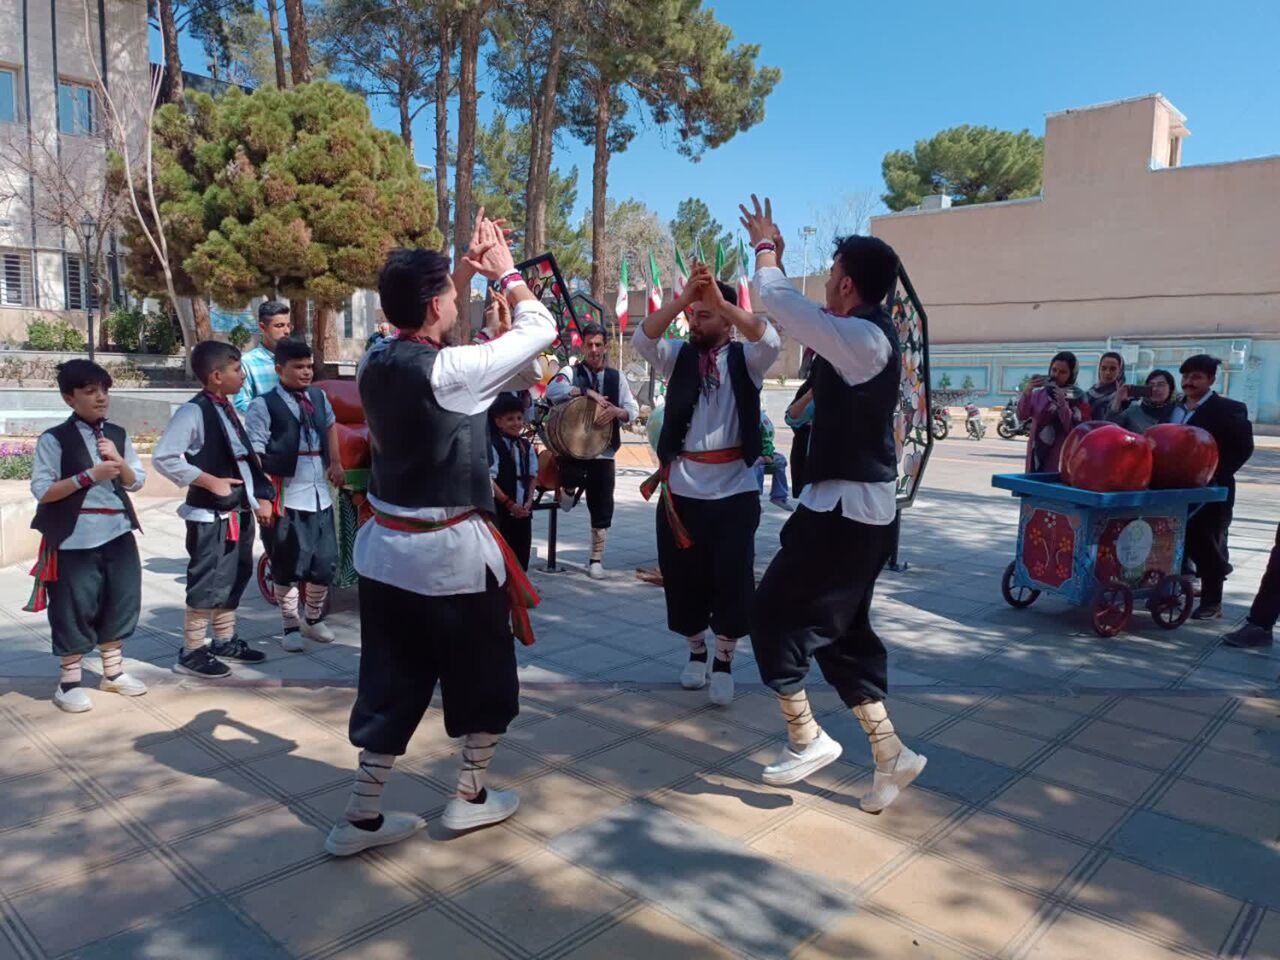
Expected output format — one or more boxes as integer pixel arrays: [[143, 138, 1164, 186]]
[[1222, 521, 1279, 648], [1016, 351, 1088, 473], [1085, 351, 1125, 415], [1107, 369, 1178, 432], [233, 301, 293, 413]]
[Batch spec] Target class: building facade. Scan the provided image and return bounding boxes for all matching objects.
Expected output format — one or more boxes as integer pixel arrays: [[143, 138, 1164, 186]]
[[870, 95, 1280, 424]]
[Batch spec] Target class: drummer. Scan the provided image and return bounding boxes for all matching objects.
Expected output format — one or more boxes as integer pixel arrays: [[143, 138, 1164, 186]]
[[546, 322, 638, 580], [634, 262, 780, 706]]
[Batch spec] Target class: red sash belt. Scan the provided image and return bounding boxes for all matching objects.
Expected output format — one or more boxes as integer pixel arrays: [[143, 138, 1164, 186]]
[[372, 507, 540, 646], [25, 509, 129, 613], [640, 447, 743, 549]]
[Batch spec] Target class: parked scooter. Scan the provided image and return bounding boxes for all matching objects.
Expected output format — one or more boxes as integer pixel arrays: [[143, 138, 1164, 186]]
[[996, 399, 1031, 440], [930, 404, 951, 440], [964, 403, 986, 440]]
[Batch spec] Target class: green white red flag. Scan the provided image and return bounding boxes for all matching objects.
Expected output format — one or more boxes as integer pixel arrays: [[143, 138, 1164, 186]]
[[673, 247, 689, 297], [647, 249, 662, 314], [736, 237, 752, 311], [615, 255, 629, 331]]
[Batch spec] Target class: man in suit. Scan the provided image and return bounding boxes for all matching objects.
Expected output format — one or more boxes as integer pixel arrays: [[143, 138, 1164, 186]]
[[1172, 354, 1254, 620]]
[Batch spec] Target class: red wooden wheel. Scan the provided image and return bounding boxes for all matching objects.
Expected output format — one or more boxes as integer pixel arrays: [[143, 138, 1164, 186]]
[[257, 553, 277, 605], [1149, 574, 1193, 630], [1092, 581, 1133, 637]]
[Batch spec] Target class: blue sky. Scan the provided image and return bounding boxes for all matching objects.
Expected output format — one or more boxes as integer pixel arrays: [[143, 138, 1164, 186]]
[[160, 0, 1280, 242]]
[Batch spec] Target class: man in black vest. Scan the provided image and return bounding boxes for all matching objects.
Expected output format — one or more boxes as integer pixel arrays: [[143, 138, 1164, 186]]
[[323, 216, 557, 858], [28, 360, 148, 712], [246, 337, 346, 651], [635, 261, 781, 708], [546, 321, 639, 578], [742, 195, 927, 815]]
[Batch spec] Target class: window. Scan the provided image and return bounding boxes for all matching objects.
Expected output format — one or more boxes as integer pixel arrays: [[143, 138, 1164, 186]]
[[63, 254, 100, 311], [342, 299, 353, 338], [0, 249, 34, 307], [0, 68, 16, 124], [57, 80, 94, 135]]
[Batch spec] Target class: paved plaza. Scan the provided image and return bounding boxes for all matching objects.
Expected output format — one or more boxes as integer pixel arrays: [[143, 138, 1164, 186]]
[[0, 431, 1276, 959]]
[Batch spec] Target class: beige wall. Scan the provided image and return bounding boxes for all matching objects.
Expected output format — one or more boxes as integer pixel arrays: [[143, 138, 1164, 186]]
[[871, 95, 1280, 344]]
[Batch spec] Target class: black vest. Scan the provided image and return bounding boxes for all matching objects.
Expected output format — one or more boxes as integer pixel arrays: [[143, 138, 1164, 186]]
[[491, 433, 533, 504], [361, 339, 494, 511], [31, 417, 139, 549], [657, 341, 761, 467], [571, 362, 621, 452], [806, 305, 900, 485], [184, 392, 274, 512], [259, 386, 330, 478]]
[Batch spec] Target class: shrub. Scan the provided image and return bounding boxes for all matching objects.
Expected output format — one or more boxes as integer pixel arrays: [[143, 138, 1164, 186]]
[[143, 311, 180, 355], [106, 306, 147, 352], [0, 441, 35, 480], [229, 324, 252, 350], [27, 319, 85, 351]]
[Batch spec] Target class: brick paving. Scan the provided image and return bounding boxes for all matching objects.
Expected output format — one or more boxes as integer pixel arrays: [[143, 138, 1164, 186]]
[[0, 433, 1275, 959]]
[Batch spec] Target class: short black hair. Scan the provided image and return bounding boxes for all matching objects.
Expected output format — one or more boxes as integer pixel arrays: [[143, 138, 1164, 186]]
[[580, 321, 608, 343], [1050, 350, 1079, 385], [490, 392, 525, 418], [1099, 351, 1124, 373], [258, 300, 290, 325], [56, 359, 112, 395], [833, 235, 898, 304], [378, 248, 452, 332], [1179, 354, 1220, 378], [1146, 368, 1176, 396], [273, 336, 312, 366], [192, 340, 242, 384], [716, 281, 738, 307]]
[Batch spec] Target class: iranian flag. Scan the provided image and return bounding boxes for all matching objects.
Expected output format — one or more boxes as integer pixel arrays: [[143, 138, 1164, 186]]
[[647, 249, 663, 314], [694, 238, 707, 266], [714, 239, 727, 280], [615, 255, 630, 331], [673, 247, 689, 297], [736, 237, 752, 312]]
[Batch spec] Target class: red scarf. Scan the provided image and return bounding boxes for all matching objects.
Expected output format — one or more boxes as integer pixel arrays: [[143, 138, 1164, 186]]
[[697, 343, 726, 395], [397, 332, 445, 348]]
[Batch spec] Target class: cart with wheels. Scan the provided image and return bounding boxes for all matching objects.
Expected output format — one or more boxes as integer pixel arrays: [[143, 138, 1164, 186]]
[[257, 467, 371, 613], [991, 472, 1227, 637]]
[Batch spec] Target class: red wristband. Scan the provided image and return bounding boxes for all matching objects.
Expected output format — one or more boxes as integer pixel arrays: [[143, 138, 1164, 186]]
[[498, 270, 525, 293], [754, 241, 777, 255]]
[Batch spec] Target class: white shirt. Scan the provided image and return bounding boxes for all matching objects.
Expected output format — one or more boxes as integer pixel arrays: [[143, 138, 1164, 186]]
[[152, 400, 258, 523], [545, 362, 641, 460], [30, 420, 146, 550], [632, 321, 781, 500], [1171, 389, 1215, 425], [354, 298, 556, 596], [753, 265, 897, 526], [245, 386, 337, 513]]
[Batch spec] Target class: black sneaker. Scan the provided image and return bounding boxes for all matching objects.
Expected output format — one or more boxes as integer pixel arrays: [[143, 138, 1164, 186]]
[[1192, 603, 1223, 621], [176, 648, 231, 679], [209, 635, 267, 664], [1222, 621, 1274, 648]]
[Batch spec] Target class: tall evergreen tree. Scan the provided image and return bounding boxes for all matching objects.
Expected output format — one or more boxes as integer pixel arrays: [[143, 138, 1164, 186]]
[[881, 125, 1044, 211]]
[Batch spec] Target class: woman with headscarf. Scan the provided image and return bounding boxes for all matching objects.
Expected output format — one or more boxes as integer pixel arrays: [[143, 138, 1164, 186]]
[[1016, 351, 1088, 472], [1085, 351, 1125, 415], [1111, 369, 1178, 433]]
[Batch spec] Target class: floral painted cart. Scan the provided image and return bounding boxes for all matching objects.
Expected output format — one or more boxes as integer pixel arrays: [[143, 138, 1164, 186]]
[[991, 473, 1227, 637]]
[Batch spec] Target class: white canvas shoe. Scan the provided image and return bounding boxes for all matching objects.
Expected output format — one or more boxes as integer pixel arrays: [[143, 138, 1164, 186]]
[[762, 729, 843, 786], [280, 631, 305, 653], [860, 746, 928, 814], [441, 789, 520, 832], [708, 669, 735, 706], [587, 561, 605, 580], [679, 656, 711, 690], [99, 672, 147, 697], [301, 619, 336, 643], [53, 685, 93, 713], [324, 812, 425, 856]]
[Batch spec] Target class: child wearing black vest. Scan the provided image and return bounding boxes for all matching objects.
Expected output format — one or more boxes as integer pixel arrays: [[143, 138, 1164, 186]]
[[153, 341, 273, 678], [28, 360, 148, 712], [488, 393, 536, 571], [246, 337, 345, 651]]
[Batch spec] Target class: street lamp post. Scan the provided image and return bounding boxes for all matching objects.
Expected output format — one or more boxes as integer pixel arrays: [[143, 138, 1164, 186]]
[[81, 216, 96, 361], [799, 225, 817, 298]]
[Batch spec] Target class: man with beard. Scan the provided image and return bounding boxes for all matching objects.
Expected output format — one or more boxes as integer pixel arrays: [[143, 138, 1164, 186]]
[[546, 321, 638, 578], [742, 195, 927, 815], [634, 262, 780, 707]]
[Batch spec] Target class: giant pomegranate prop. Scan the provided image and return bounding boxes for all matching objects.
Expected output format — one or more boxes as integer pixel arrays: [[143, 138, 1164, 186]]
[[1061, 423, 1153, 492], [1145, 424, 1218, 489], [1058, 421, 1114, 485]]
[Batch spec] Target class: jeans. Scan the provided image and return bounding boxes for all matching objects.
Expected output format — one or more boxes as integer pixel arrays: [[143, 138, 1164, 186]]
[[755, 453, 790, 502]]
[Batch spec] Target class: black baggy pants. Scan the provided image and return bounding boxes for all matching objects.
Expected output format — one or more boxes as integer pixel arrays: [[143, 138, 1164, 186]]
[[1248, 522, 1280, 630], [751, 505, 892, 707], [1186, 501, 1233, 607]]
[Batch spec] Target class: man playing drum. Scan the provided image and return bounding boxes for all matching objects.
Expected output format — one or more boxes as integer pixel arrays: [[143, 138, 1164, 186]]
[[634, 262, 780, 706], [546, 322, 638, 579]]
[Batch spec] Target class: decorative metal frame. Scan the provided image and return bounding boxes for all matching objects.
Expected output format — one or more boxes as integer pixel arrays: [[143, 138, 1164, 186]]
[[515, 251, 577, 367], [889, 263, 933, 509]]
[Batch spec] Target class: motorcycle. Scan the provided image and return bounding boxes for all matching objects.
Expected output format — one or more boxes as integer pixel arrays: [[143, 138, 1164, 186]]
[[996, 399, 1030, 441], [964, 403, 986, 441], [930, 404, 950, 440]]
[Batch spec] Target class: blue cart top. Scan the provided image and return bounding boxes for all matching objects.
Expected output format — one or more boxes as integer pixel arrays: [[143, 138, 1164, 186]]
[[991, 473, 1229, 508]]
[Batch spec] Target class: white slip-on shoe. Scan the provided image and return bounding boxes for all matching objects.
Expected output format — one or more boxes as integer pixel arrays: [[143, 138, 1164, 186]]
[[301, 619, 336, 643], [708, 669, 734, 706], [762, 729, 843, 786], [324, 811, 425, 856], [587, 561, 605, 580], [441, 788, 520, 832], [860, 746, 928, 814], [679, 656, 711, 690], [99, 673, 147, 697], [53, 685, 93, 713], [280, 631, 305, 653]]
